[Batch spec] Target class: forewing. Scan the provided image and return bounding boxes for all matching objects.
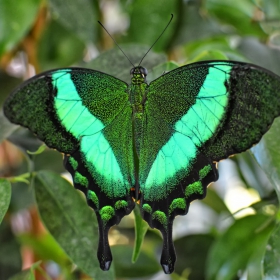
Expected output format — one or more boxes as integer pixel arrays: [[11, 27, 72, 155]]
[[4, 68, 135, 270], [203, 62, 280, 161]]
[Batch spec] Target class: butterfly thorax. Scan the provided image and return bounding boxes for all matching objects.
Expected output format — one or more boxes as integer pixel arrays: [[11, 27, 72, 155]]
[[129, 66, 148, 164], [129, 66, 148, 117]]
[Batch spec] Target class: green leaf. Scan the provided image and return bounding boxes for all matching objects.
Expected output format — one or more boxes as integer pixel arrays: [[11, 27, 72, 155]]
[[238, 37, 280, 75], [251, 118, 280, 201], [8, 261, 44, 280], [247, 242, 268, 280], [174, 234, 215, 280], [8, 270, 35, 280], [258, 0, 280, 34], [84, 44, 166, 84], [202, 187, 231, 215], [37, 20, 85, 71], [47, 0, 98, 43], [27, 144, 46, 155], [189, 50, 228, 63], [112, 245, 160, 277], [206, 0, 265, 36], [0, 110, 19, 143], [206, 214, 275, 280], [263, 223, 280, 279], [35, 170, 114, 280], [17, 232, 70, 266], [0, 0, 41, 57], [120, 0, 178, 51], [172, 1, 221, 46], [0, 179, 11, 224], [132, 204, 149, 263], [183, 36, 247, 62], [0, 221, 22, 279]]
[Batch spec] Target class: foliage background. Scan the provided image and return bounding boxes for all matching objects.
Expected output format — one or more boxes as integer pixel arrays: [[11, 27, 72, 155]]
[[1, 0, 280, 279]]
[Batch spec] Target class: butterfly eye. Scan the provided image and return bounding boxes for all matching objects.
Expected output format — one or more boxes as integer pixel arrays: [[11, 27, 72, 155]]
[[130, 67, 148, 77], [139, 67, 148, 77]]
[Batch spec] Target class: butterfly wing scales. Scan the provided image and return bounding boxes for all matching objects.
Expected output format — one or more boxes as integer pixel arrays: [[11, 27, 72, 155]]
[[140, 61, 280, 273], [203, 62, 280, 161], [4, 71, 78, 153], [4, 68, 135, 270], [5, 61, 280, 274]]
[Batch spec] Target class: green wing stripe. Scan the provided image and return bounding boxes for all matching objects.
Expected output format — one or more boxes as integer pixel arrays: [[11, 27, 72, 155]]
[[52, 70, 128, 198], [205, 62, 280, 161], [53, 71, 104, 137], [144, 132, 197, 199], [175, 64, 231, 145], [81, 133, 128, 198], [142, 65, 231, 200]]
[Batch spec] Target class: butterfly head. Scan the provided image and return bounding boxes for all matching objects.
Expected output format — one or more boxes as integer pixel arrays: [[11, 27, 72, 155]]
[[130, 66, 148, 84]]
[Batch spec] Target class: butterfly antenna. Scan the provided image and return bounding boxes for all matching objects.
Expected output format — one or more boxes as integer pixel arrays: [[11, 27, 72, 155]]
[[138, 14, 173, 66], [98, 20, 135, 68]]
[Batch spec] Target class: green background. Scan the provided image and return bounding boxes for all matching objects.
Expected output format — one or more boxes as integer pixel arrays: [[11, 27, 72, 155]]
[[1, 0, 280, 279]]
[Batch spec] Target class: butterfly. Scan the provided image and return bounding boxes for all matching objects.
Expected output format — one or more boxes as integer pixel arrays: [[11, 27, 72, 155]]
[[4, 59, 280, 274]]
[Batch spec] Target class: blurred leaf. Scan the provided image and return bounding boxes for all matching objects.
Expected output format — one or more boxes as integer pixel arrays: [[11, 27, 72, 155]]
[[33, 149, 65, 173], [202, 187, 231, 215], [0, 221, 22, 279], [8, 270, 35, 280], [0, 110, 19, 143], [38, 20, 85, 71], [132, 204, 149, 263], [47, 0, 98, 43], [35, 171, 114, 280], [8, 261, 44, 280], [263, 223, 280, 279], [120, 0, 178, 51], [10, 182, 35, 212], [238, 37, 280, 75], [0, 71, 22, 105], [27, 144, 46, 155], [206, 214, 275, 280], [247, 241, 268, 280], [0, 0, 41, 57], [0, 179, 11, 224], [251, 118, 280, 201], [174, 234, 215, 280], [189, 50, 228, 63], [258, 0, 280, 34], [248, 192, 278, 214], [259, 0, 280, 18], [206, 0, 265, 36], [18, 232, 70, 266], [234, 152, 274, 197], [183, 36, 247, 62], [112, 244, 160, 277], [8, 129, 42, 153], [172, 1, 221, 46], [85, 44, 166, 83]]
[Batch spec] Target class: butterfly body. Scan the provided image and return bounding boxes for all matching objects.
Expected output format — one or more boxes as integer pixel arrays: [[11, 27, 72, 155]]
[[4, 61, 280, 274]]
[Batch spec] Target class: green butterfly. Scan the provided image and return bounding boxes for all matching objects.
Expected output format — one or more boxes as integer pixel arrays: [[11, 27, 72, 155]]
[[4, 59, 280, 273]]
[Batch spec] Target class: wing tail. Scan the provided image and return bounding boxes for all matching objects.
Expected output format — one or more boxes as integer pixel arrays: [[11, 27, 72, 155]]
[[64, 151, 135, 270], [140, 153, 218, 273]]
